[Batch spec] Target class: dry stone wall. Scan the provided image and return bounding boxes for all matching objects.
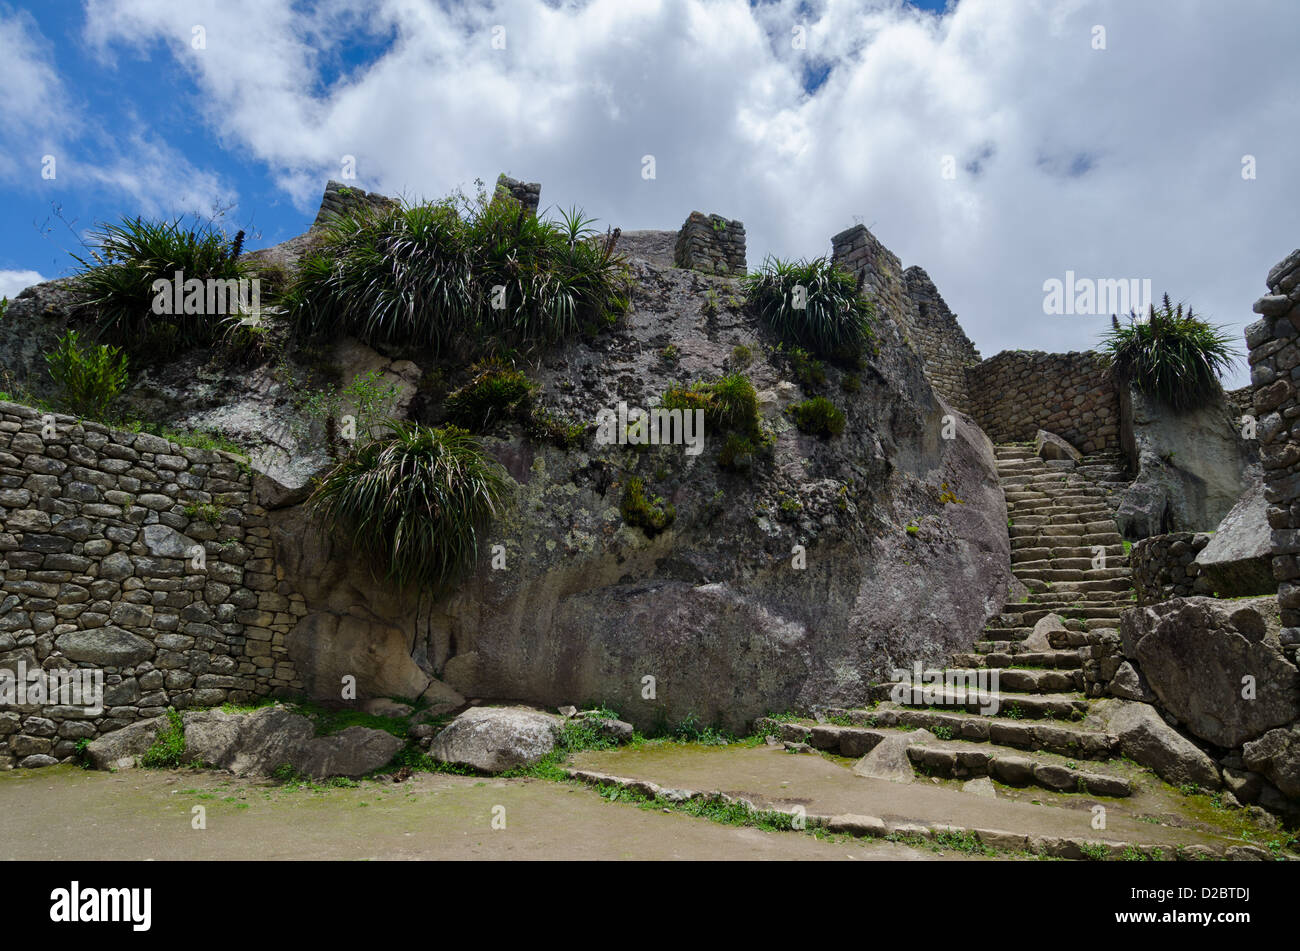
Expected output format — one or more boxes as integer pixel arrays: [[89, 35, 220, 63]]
[[830, 226, 979, 407], [674, 211, 746, 276], [964, 351, 1120, 455], [0, 400, 302, 768], [1130, 532, 1212, 605], [1246, 247, 1300, 653], [494, 173, 541, 216]]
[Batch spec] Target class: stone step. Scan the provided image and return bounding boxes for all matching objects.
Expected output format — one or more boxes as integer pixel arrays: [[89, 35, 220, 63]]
[[1015, 566, 1131, 582], [565, 760, 1261, 861], [906, 742, 1132, 796], [1009, 508, 1114, 525], [869, 684, 1089, 720], [1017, 577, 1133, 595], [1000, 604, 1127, 622], [954, 649, 1082, 669], [935, 667, 1084, 693], [1011, 556, 1129, 572], [1009, 522, 1124, 539], [1011, 532, 1124, 550], [815, 707, 1118, 758]]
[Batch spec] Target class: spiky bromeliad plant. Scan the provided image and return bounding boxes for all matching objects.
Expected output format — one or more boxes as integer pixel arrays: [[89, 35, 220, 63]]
[[1100, 293, 1239, 412], [308, 420, 510, 591], [71, 216, 250, 359], [742, 256, 873, 359], [288, 190, 627, 355]]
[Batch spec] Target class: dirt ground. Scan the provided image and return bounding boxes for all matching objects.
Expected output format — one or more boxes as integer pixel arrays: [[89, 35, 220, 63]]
[[0, 764, 976, 861]]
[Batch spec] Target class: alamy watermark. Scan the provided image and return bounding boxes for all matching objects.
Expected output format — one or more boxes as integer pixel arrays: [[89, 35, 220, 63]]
[[1043, 271, 1152, 317], [0, 662, 103, 711], [150, 272, 262, 318], [889, 661, 1000, 715], [595, 402, 705, 456]]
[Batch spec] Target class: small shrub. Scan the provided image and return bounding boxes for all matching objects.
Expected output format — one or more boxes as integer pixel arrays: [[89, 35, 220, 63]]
[[444, 359, 536, 431], [288, 190, 628, 355], [659, 343, 681, 365], [1099, 293, 1239, 412], [71, 216, 251, 360], [780, 344, 826, 387], [44, 330, 129, 418], [730, 343, 752, 368], [309, 420, 510, 590], [743, 256, 873, 359], [185, 502, 222, 526], [620, 476, 675, 536], [789, 396, 846, 437]]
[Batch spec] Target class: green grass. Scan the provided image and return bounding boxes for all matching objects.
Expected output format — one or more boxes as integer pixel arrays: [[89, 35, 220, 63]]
[[620, 475, 675, 536], [140, 708, 187, 768], [443, 358, 536, 431], [308, 420, 510, 590]]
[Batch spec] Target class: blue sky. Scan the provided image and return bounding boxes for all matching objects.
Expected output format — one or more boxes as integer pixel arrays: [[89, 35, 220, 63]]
[[1, 0, 1296, 387]]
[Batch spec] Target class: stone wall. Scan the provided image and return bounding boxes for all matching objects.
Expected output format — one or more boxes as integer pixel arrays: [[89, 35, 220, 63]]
[[674, 211, 746, 277], [0, 401, 302, 768], [1246, 247, 1300, 654], [902, 267, 981, 406], [964, 351, 1120, 455], [1226, 385, 1255, 428], [1130, 532, 1212, 605], [311, 179, 396, 229], [494, 173, 541, 216], [830, 226, 979, 407]]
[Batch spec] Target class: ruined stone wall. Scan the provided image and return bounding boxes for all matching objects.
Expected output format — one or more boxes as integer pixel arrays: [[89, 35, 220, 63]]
[[901, 267, 981, 407], [675, 211, 746, 277], [494, 174, 541, 216], [964, 351, 1120, 455], [829, 226, 979, 407], [0, 401, 302, 768], [1130, 532, 1212, 605], [1247, 248, 1300, 653]]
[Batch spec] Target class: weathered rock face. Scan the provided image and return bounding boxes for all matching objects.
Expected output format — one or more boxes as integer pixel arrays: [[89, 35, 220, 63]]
[[1194, 478, 1274, 597], [1115, 385, 1255, 538], [1119, 596, 1300, 748], [407, 294, 1008, 730], [429, 706, 563, 773]]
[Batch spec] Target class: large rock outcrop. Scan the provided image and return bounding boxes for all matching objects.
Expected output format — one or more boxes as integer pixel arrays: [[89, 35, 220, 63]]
[[1119, 596, 1300, 748], [1115, 385, 1255, 538], [3, 183, 1013, 734]]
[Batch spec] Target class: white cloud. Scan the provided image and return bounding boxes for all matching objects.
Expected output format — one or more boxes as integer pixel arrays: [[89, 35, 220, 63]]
[[0, 5, 237, 220], [76, 0, 1300, 387], [0, 269, 45, 299]]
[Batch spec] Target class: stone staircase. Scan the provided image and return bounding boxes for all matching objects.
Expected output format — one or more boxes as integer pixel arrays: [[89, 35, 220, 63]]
[[777, 443, 1141, 798]]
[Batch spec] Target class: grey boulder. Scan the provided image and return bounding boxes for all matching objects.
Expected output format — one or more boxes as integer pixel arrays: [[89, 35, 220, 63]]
[[1194, 479, 1274, 597], [182, 705, 403, 779], [1089, 699, 1220, 790], [1120, 596, 1299, 747], [429, 706, 563, 774], [83, 716, 166, 770]]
